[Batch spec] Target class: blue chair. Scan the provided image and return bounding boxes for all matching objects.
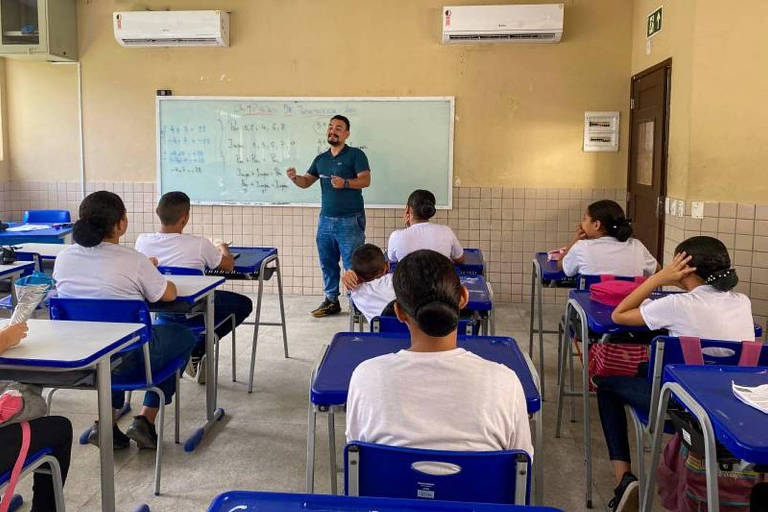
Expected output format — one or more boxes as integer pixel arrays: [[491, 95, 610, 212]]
[[627, 336, 768, 498], [22, 210, 71, 224], [155, 266, 236, 384], [344, 442, 532, 505], [370, 315, 477, 335], [0, 448, 65, 511], [48, 297, 184, 496]]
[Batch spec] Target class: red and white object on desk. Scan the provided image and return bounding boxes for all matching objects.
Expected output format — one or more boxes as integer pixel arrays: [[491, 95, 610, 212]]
[[547, 247, 566, 261]]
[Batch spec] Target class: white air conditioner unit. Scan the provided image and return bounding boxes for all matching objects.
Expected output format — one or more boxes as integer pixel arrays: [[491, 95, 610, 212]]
[[113, 10, 229, 47], [442, 4, 564, 43]]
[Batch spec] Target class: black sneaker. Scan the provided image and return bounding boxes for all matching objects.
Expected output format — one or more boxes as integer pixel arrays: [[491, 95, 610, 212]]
[[310, 298, 341, 317], [125, 415, 158, 449], [87, 421, 130, 450], [607, 472, 639, 512]]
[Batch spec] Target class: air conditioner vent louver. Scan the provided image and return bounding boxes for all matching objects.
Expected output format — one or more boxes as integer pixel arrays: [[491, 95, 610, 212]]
[[448, 32, 558, 41]]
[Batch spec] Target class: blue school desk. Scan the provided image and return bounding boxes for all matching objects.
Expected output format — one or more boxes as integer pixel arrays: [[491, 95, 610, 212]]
[[205, 246, 288, 393], [389, 248, 486, 276], [148, 274, 225, 452], [306, 333, 543, 504], [0, 223, 72, 245], [528, 253, 576, 400], [208, 491, 564, 512], [461, 274, 495, 335], [0, 319, 146, 512], [643, 365, 768, 512], [0, 261, 35, 306]]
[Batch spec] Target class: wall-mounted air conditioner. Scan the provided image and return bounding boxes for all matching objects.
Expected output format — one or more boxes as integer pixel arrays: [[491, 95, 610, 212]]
[[113, 10, 229, 48], [442, 4, 564, 44]]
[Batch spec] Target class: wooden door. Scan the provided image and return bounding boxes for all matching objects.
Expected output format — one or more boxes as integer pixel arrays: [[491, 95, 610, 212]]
[[627, 59, 671, 261]]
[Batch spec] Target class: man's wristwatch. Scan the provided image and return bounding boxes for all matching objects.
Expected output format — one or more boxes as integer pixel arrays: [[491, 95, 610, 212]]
[[343, 179, 350, 189]]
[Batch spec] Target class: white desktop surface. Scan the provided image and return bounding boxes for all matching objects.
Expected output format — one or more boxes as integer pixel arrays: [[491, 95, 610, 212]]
[[0, 261, 35, 277], [165, 275, 224, 301], [0, 319, 145, 367], [15, 243, 68, 258]]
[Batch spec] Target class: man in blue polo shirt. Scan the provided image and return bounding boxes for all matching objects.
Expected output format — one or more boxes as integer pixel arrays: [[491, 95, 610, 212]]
[[286, 115, 371, 317]]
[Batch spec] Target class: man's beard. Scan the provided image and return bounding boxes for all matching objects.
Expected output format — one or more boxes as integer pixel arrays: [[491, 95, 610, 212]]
[[327, 137, 341, 147]]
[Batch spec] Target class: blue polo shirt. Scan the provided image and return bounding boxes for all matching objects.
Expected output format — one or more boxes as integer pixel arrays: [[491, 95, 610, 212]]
[[307, 145, 370, 217]]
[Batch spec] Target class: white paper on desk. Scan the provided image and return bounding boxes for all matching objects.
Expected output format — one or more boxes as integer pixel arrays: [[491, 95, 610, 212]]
[[732, 381, 768, 415], [6, 224, 51, 232]]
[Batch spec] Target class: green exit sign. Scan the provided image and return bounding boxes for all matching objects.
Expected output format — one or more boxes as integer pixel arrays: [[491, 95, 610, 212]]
[[647, 6, 663, 38]]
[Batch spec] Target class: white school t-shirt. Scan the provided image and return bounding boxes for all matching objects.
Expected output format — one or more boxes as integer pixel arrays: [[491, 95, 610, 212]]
[[640, 285, 755, 341], [350, 272, 396, 323], [562, 237, 657, 277], [387, 223, 464, 262], [346, 348, 534, 456], [135, 232, 222, 273], [53, 242, 168, 302]]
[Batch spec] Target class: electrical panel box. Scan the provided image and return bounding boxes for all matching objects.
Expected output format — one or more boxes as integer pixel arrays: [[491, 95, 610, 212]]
[[583, 111, 620, 152]]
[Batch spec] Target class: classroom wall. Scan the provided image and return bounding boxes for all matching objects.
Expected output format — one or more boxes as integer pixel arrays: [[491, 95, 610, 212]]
[[5, 0, 634, 188], [0, 58, 8, 183], [631, 0, 768, 203]]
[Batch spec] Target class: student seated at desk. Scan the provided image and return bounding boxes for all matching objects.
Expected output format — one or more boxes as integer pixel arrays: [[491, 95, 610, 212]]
[[596, 236, 754, 512], [387, 190, 464, 264], [341, 244, 395, 323], [135, 191, 254, 379], [559, 200, 658, 277], [53, 191, 197, 450], [0, 322, 73, 512], [345, 249, 532, 454]]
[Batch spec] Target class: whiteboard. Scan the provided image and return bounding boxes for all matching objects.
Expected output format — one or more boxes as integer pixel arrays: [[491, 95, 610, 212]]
[[156, 97, 454, 208]]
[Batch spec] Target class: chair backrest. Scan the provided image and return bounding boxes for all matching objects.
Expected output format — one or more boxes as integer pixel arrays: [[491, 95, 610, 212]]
[[344, 442, 531, 505], [370, 315, 476, 335], [22, 210, 71, 224], [645, 336, 768, 425], [13, 251, 42, 272], [156, 265, 204, 276], [48, 297, 151, 349]]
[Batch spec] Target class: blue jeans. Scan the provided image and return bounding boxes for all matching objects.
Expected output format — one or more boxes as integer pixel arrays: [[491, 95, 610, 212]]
[[190, 290, 254, 358], [595, 376, 652, 462], [111, 323, 197, 409], [316, 213, 366, 301]]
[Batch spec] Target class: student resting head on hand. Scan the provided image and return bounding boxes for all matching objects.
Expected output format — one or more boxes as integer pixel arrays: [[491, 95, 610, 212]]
[[345, 249, 533, 455], [559, 199, 659, 277]]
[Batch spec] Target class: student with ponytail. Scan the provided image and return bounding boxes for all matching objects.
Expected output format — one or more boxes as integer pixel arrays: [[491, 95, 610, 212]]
[[53, 191, 197, 450], [345, 249, 532, 454], [387, 189, 465, 263], [596, 236, 754, 512], [559, 199, 659, 277]]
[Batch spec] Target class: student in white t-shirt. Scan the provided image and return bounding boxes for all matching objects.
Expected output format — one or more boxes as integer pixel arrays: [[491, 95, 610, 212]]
[[346, 249, 533, 455], [596, 236, 754, 512], [135, 191, 253, 379], [340, 243, 395, 323], [53, 191, 197, 451], [387, 189, 464, 263], [559, 200, 659, 277]]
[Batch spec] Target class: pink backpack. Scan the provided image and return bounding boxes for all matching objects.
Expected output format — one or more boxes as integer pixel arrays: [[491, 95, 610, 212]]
[[588, 275, 646, 306], [0, 391, 30, 512], [656, 337, 764, 511]]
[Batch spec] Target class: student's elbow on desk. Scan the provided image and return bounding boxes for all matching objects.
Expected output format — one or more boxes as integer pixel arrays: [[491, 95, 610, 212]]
[[453, 255, 466, 264], [611, 308, 645, 326], [160, 281, 178, 302]]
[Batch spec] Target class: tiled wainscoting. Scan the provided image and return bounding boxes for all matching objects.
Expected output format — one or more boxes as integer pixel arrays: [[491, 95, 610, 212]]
[[2, 181, 766, 328]]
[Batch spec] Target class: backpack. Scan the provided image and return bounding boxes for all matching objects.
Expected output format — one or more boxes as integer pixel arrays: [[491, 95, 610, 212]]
[[0, 383, 46, 512], [656, 337, 764, 512], [588, 275, 646, 306]]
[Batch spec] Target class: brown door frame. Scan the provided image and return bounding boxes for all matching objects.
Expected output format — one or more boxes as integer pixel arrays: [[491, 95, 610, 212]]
[[627, 57, 672, 261]]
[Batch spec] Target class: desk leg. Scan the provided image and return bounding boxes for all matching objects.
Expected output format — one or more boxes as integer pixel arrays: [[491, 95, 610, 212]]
[[642, 385, 672, 512], [528, 263, 536, 356], [248, 271, 266, 394], [578, 305, 593, 509], [536, 274, 545, 400], [328, 410, 338, 495], [306, 403, 317, 493], [184, 293, 225, 452], [96, 359, 116, 512], [275, 259, 289, 358], [555, 303, 571, 438]]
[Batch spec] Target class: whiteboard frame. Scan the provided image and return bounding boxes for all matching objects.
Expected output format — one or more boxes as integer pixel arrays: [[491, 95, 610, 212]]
[[156, 96, 455, 209]]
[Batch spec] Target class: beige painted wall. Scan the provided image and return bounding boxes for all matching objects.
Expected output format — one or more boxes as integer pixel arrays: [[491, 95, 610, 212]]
[[5, 0, 633, 189], [5, 60, 80, 181], [631, 0, 768, 203], [0, 58, 8, 182]]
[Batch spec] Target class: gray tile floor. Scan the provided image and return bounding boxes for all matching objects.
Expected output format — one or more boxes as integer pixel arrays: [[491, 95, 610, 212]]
[[11, 296, 658, 511]]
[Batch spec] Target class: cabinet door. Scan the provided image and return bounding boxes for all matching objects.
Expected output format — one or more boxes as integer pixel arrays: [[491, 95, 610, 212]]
[[0, 0, 47, 54]]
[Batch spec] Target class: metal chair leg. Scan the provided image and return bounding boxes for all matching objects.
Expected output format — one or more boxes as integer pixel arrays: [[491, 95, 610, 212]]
[[174, 371, 180, 445], [152, 387, 166, 496], [231, 315, 237, 382]]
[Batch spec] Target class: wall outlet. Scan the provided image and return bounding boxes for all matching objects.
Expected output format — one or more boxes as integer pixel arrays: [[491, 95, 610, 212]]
[[691, 201, 704, 219], [675, 199, 685, 217], [665, 197, 671, 215]]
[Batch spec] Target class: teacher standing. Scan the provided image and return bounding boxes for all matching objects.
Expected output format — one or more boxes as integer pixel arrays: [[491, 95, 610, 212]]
[[286, 115, 371, 317]]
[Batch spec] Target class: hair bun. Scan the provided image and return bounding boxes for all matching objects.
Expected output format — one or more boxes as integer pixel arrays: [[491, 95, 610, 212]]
[[705, 267, 739, 291]]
